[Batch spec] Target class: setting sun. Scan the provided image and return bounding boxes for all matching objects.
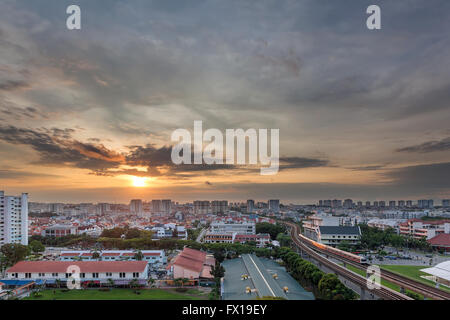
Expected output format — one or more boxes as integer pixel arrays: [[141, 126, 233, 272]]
[[131, 176, 148, 187]]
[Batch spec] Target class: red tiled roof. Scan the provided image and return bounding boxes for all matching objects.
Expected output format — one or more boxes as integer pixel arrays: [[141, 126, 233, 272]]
[[7, 261, 147, 273], [80, 253, 92, 256], [172, 248, 209, 273], [143, 252, 160, 256], [121, 253, 135, 256], [428, 234, 450, 246]]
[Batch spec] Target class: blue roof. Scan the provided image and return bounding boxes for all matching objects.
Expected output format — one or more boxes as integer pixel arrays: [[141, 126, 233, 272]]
[[0, 279, 45, 286]]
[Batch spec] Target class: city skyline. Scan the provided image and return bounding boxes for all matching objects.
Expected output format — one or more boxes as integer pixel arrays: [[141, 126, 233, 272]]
[[1, 1, 450, 203]]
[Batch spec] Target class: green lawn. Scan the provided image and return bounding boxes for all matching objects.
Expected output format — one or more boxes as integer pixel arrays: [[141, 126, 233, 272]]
[[380, 265, 450, 294], [24, 288, 207, 300]]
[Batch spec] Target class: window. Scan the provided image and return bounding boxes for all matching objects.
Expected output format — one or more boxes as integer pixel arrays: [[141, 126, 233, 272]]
[[25, 273, 31, 278], [133, 272, 139, 278], [65, 273, 71, 278], [52, 273, 58, 277], [119, 272, 126, 278], [106, 272, 112, 277], [92, 273, 99, 278], [80, 273, 85, 278], [38, 273, 45, 277]]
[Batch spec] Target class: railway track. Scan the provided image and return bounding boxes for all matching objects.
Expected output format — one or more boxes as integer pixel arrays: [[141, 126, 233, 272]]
[[285, 222, 411, 300], [283, 221, 450, 300]]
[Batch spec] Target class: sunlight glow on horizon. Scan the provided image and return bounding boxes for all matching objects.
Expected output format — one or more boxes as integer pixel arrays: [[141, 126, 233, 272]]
[[131, 176, 148, 187]]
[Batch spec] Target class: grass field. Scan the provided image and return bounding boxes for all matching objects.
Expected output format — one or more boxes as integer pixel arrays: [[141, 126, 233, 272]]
[[23, 288, 208, 300], [380, 265, 450, 294]]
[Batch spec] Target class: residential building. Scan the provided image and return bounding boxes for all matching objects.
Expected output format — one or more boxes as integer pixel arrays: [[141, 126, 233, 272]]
[[0, 191, 28, 245], [59, 250, 166, 268], [399, 219, 450, 239], [317, 226, 361, 247], [161, 199, 172, 214], [5, 261, 149, 285], [42, 224, 77, 237], [210, 221, 255, 234], [418, 199, 434, 209], [193, 201, 210, 214], [427, 234, 450, 253], [168, 247, 215, 283], [247, 200, 255, 213], [268, 199, 280, 213], [442, 199, 450, 208], [129, 199, 143, 216], [211, 200, 228, 214]]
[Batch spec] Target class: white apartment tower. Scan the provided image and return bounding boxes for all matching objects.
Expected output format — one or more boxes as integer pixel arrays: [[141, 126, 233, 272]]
[[0, 191, 29, 246]]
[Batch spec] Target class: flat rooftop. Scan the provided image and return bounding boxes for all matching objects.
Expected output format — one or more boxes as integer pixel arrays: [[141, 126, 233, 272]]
[[222, 254, 314, 300]]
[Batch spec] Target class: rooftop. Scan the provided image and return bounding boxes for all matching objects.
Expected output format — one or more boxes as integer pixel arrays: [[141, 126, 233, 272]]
[[7, 261, 148, 273], [319, 226, 361, 235]]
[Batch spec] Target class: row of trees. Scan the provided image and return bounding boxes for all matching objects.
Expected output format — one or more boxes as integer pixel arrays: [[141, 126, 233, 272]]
[[278, 247, 357, 300], [255, 223, 286, 239], [359, 224, 432, 252]]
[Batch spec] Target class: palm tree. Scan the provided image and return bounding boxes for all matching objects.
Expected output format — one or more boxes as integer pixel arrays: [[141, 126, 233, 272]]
[[134, 250, 144, 261], [107, 278, 115, 288]]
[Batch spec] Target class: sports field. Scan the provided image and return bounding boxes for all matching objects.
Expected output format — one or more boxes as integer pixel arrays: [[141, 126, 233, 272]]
[[23, 288, 207, 300], [380, 265, 450, 294]]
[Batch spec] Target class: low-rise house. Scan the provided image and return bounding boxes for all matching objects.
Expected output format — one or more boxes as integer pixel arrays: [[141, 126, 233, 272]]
[[59, 250, 166, 269], [317, 226, 361, 247], [399, 219, 450, 239], [5, 261, 149, 285], [168, 247, 215, 284]]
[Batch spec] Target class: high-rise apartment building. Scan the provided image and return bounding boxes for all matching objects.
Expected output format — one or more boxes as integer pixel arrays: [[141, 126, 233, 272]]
[[129, 199, 143, 216], [0, 191, 28, 246], [211, 200, 228, 214], [193, 201, 210, 214], [443, 199, 450, 208], [161, 200, 172, 214], [268, 199, 280, 213], [247, 199, 255, 213]]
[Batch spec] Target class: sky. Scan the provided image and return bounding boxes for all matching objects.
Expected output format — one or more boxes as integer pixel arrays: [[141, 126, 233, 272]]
[[0, 0, 449, 204]]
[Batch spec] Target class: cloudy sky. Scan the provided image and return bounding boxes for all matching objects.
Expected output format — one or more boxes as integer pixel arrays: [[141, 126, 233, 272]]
[[0, 0, 449, 203]]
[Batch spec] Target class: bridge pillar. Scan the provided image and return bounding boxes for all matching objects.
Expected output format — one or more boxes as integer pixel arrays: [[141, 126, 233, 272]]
[[360, 287, 366, 300]]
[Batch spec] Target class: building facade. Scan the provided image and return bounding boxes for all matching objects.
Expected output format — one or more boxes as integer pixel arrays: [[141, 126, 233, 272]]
[[0, 191, 28, 246]]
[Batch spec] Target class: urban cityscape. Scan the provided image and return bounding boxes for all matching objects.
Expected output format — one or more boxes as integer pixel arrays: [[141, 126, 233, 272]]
[[1, 190, 449, 301]]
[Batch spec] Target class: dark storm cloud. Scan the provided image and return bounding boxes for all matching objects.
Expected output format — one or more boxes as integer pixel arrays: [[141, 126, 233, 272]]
[[0, 125, 123, 172], [383, 162, 450, 190], [396, 137, 450, 153], [0, 80, 29, 91]]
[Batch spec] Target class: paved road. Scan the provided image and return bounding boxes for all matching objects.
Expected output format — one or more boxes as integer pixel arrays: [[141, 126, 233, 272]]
[[196, 228, 207, 243], [241, 254, 287, 299]]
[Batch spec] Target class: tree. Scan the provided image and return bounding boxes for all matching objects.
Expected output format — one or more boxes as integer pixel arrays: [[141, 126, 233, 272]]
[[29, 240, 45, 254], [134, 250, 144, 261], [0, 243, 30, 267], [92, 250, 101, 260], [210, 261, 225, 279], [276, 232, 291, 247]]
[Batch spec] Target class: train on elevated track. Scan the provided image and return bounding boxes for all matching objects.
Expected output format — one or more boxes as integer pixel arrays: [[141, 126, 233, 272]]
[[297, 233, 368, 264]]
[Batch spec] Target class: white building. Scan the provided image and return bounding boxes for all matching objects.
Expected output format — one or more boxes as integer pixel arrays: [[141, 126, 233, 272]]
[[0, 191, 28, 246], [210, 221, 255, 234], [59, 250, 166, 269], [4, 261, 149, 285]]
